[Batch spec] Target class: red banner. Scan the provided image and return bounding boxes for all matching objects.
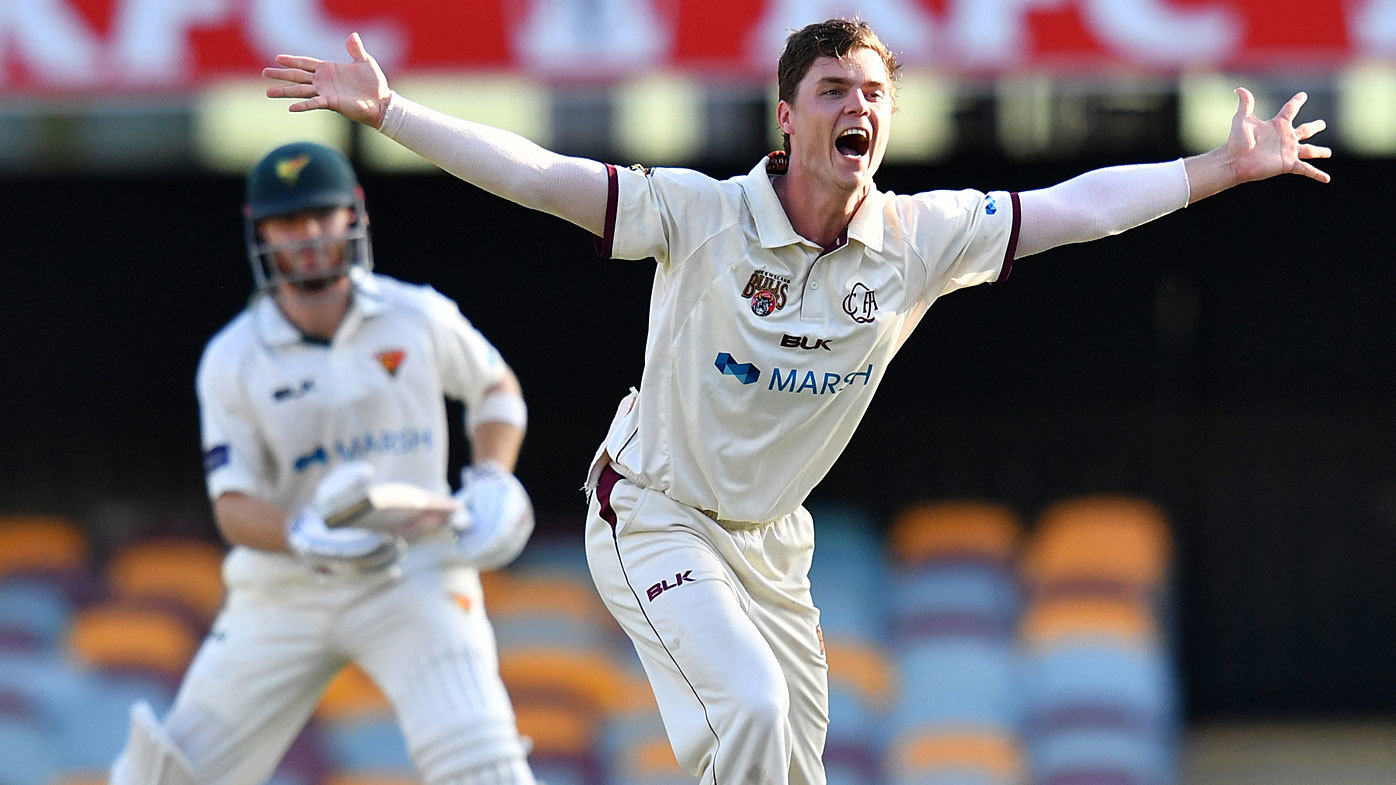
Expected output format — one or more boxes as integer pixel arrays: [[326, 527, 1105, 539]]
[[1, 0, 1384, 92]]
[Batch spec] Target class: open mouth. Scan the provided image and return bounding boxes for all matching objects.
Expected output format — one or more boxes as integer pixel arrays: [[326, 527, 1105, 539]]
[[291, 272, 345, 294], [835, 128, 870, 158]]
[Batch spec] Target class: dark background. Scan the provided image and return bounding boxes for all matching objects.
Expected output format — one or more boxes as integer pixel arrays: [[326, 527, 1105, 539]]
[[4, 152, 1394, 721]]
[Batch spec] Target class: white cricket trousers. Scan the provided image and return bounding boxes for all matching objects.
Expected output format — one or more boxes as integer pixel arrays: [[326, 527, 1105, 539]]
[[156, 561, 532, 785], [585, 465, 830, 785]]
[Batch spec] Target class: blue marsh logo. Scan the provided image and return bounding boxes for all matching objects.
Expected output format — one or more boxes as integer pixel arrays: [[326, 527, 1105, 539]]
[[714, 353, 761, 385]]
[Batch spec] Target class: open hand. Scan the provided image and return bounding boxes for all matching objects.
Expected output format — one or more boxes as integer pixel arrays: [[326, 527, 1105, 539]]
[[263, 32, 392, 129], [1226, 87, 1331, 185]]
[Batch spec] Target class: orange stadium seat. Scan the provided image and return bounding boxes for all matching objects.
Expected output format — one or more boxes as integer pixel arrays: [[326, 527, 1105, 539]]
[[1019, 596, 1159, 651], [888, 501, 1023, 567], [0, 514, 89, 578], [825, 638, 896, 709], [1022, 496, 1172, 592], [498, 648, 628, 713], [887, 727, 1026, 785], [105, 537, 226, 625], [513, 701, 597, 757], [315, 663, 391, 720], [67, 603, 199, 679]]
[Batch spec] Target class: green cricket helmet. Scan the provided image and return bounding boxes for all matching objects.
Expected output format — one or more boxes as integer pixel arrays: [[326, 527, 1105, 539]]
[[243, 141, 373, 294]]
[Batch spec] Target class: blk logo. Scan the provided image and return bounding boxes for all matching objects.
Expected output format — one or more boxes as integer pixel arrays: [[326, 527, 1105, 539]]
[[647, 570, 694, 601], [273, 378, 315, 402], [781, 334, 832, 351], [715, 352, 761, 384]]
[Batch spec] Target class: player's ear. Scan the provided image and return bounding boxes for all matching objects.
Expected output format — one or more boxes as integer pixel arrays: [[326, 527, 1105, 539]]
[[777, 100, 794, 136]]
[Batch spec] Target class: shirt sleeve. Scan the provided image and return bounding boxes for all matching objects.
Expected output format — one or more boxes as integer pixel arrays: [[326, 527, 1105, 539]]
[[903, 188, 1020, 300], [421, 287, 508, 409], [595, 164, 730, 268], [196, 344, 269, 501]]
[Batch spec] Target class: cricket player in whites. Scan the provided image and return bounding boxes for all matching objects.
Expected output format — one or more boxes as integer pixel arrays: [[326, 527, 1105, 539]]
[[108, 140, 539, 785], [263, 18, 1331, 785]]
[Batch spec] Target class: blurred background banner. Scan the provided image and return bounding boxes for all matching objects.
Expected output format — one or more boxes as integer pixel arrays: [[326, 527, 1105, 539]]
[[0, 0, 1385, 92]]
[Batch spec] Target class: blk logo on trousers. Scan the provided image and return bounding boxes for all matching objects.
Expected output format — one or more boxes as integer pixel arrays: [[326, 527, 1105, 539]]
[[647, 570, 694, 601]]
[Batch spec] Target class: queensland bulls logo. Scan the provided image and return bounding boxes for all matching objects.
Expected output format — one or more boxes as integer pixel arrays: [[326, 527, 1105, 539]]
[[842, 282, 878, 324], [742, 269, 790, 317]]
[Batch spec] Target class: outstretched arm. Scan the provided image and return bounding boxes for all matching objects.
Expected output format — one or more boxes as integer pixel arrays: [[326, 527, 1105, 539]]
[[1014, 87, 1330, 259], [264, 33, 609, 235]]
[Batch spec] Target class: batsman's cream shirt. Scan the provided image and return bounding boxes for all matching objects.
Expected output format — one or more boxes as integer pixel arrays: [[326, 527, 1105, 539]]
[[198, 271, 506, 580], [592, 155, 1019, 524]]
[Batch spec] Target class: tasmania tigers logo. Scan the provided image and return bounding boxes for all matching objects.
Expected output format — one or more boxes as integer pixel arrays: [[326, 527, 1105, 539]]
[[375, 349, 406, 378]]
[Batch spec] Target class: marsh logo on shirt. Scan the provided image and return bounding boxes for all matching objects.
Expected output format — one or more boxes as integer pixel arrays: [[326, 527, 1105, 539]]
[[714, 353, 761, 385], [375, 349, 406, 378], [842, 282, 878, 324], [741, 269, 790, 316]]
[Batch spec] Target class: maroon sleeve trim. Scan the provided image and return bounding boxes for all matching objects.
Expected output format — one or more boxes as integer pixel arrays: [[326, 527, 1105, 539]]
[[996, 191, 1021, 283], [593, 163, 619, 259]]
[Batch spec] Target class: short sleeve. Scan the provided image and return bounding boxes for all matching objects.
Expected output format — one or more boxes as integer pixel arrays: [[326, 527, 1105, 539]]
[[903, 189, 1020, 299], [196, 345, 268, 501], [595, 164, 731, 268], [422, 287, 508, 409]]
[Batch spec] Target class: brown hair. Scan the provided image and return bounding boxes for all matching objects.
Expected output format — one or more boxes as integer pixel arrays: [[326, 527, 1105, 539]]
[[775, 19, 900, 153]]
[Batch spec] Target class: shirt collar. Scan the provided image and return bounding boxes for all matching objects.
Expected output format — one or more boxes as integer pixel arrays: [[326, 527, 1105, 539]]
[[739, 154, 885, 254], [253, 268, 388, 347]]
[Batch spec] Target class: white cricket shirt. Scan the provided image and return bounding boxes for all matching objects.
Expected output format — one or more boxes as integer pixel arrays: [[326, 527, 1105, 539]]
[[592, 155, 1020, 523], [197, 270, 506, 579]]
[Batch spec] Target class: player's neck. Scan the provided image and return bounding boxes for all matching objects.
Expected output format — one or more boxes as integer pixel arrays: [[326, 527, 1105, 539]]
[[773, 168, 867, 248], [277, 291, 351, 342]]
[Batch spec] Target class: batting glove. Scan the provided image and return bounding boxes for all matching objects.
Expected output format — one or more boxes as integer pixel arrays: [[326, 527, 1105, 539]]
[[286, 461, 405, 577], [286, 507, 404, 577], [449, 461, 535, 570]]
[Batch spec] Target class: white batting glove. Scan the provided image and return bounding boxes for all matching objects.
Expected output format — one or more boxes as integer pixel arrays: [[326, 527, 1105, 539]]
[[286, 461, 404, 577], [286, 508, 404, 577], [449, 461, 535, 570]]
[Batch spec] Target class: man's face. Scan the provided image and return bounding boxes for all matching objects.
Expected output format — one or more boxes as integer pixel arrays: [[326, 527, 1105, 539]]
[[778, 47, 893, 195], [258, 205, 355, 302]]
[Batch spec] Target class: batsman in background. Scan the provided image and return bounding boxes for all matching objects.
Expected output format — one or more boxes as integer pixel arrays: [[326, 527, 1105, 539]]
[[263, 19, 1330, 785], [108, 141, 540, 785]]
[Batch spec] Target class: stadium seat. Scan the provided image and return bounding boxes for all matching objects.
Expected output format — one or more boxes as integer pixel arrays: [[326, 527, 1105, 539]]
[[809, 502, 890, 641], [67, 602, 200, 683], [314, 664, 411, 773], [885, 727, 1025, 785], [1022, 496, 1171, 597], [104, 537, 226, 628], [315, 663, 392, 721], [890, 637, 1021, 735], [0, 515, 89, 580], [887, 500, 1022, 569], [603, 687, 687, 785], [824, 638, 895, 755], [0, 577, 74, 652], [1019, 597, 1159, 650], [56, 668, 179, 772], [498, 648, 628, 714], [488, 572, 620, 654], [890, 564, 1021, 642], [0, 698, 61, 785], [319, 711, 414, 773]]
